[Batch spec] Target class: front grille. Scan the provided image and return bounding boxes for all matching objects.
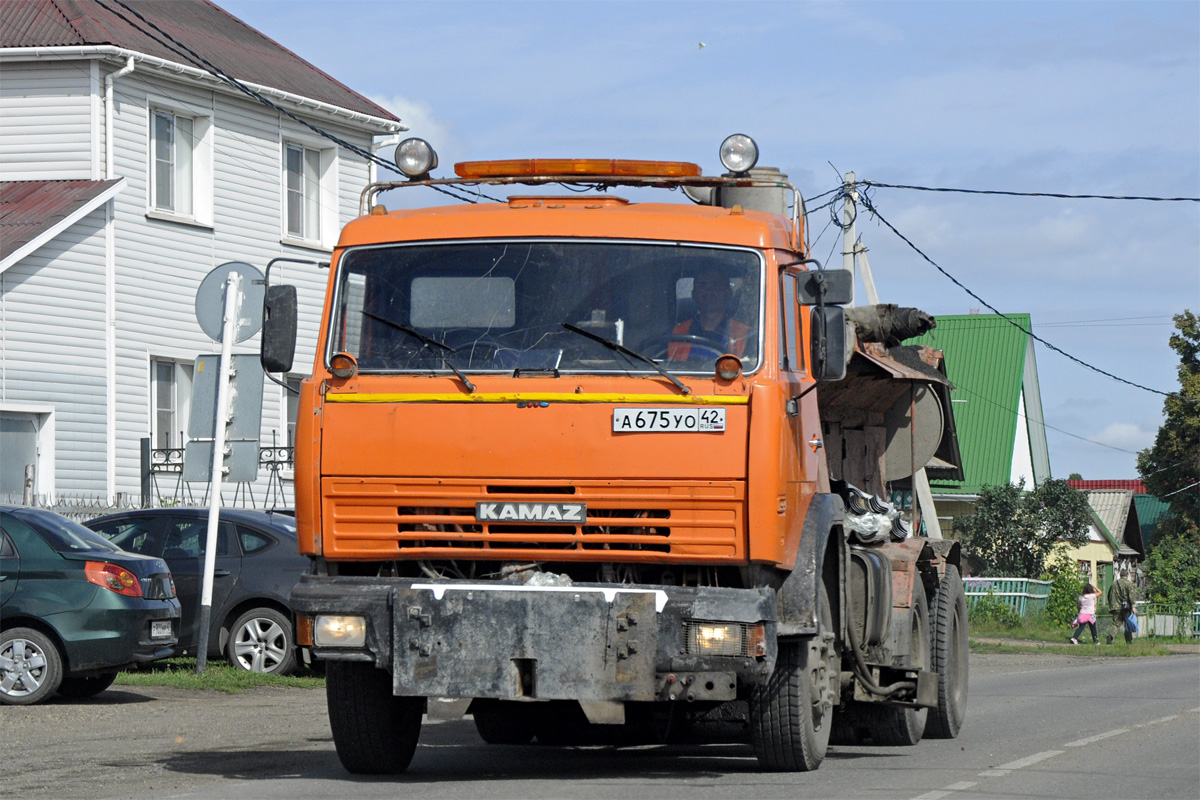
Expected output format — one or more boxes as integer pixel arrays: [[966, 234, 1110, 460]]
[[324, 479, 744, 562]]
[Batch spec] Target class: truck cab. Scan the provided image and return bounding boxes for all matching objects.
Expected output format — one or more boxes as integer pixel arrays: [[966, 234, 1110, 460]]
[[263, 135, 968, 775]]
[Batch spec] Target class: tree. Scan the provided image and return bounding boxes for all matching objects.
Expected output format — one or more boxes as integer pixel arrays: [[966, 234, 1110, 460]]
[[1138, 311, 1200, 603], [1137, 310, 1199, 538], [956, 478, 1093, 578]]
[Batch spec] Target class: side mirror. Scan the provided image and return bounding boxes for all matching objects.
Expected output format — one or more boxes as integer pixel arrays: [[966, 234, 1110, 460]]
[[811, 306, 848, 381], [797, 269, 853, 306], [261, 284, 298, 373]]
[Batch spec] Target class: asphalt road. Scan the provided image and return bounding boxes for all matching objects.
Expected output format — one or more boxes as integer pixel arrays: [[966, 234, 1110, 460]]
[[5, 652, 1197, 800]]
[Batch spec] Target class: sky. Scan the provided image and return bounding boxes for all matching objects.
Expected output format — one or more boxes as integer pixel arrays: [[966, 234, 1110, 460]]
[[224, 0, 1200, 481]]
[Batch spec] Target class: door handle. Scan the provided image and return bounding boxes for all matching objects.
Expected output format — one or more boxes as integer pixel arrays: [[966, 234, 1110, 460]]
[[213, 569, 231, 577]]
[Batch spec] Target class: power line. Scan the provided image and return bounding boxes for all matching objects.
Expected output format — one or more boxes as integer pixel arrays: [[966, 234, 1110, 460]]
[[854, 190, 1194, 404], [862, 181, 1200, 203], [97, 0, 499, 205]]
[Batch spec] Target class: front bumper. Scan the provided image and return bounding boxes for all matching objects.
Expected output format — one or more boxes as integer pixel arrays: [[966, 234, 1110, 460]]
[[293, 576, 778, 702]]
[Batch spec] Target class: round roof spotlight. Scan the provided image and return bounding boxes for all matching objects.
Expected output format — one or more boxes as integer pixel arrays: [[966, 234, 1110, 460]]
[[719, 134, 758, 175], [715, 354, 743, 382], [395, 137, 439, 179], [329, 352, 358, 380]]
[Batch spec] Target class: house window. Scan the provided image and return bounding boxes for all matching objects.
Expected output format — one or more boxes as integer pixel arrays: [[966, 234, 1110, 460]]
[[285, 143, 321, 240], [285, 377, 302, 448], [152, 110, 194, 215], [151, 359, 194, 450]]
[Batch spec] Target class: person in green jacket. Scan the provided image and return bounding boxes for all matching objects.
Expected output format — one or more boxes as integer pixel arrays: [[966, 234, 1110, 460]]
[[1106, 570, 1138, 644]]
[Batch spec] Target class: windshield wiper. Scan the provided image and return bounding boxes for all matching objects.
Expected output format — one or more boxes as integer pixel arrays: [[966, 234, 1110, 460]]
[[363, 311, 476, 394], [562, 322, 690, 395]]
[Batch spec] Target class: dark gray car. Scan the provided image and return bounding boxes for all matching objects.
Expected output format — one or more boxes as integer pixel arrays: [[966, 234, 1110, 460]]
[[86, 508, 307, 674]]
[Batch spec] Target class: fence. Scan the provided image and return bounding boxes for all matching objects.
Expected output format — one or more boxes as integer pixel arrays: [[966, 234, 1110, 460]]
[[963, 577, 1052, 616], [1132, 601, 1200, 639]]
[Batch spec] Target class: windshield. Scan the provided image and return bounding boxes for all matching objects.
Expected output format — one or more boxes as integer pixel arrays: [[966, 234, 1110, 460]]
[[329, 240, 763, 375], [12, 509, 122, 554]]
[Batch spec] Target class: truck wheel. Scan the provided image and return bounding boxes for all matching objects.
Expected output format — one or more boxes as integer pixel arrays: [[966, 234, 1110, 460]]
[[0, 628, 63, 706], [926, 565, 968, 739], [868, 579, 929, 746], [472, 700, 538, 744], [750, 584, 836, 771], [326, 661, 423, 774]]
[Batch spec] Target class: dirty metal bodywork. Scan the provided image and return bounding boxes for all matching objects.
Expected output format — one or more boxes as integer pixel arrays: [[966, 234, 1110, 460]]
[[293, 575, 778, 703]]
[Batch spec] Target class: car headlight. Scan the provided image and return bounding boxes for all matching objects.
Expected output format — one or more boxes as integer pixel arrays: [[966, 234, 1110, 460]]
[[314, 615, 367, 647]]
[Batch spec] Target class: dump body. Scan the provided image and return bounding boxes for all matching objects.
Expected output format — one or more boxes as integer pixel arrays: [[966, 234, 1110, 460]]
[[276, 152, 968, 774]]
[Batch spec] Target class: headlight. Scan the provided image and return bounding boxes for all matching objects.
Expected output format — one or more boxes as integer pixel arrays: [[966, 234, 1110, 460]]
[[395, 137, 439, 178], [314, 615, 367, 647], [685, 620, 766, 657], [719, 134, 758, 174]]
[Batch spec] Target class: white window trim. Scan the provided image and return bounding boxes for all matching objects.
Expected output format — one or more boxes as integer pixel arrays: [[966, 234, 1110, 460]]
[[280, 133, 339, 249], [0, 404, 56, 500], [145, 95, 213, 226], [148, 355, 195, 451]]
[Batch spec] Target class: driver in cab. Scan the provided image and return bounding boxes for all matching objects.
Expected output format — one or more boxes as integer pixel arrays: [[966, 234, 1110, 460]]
[[668, 265, 753, 361]]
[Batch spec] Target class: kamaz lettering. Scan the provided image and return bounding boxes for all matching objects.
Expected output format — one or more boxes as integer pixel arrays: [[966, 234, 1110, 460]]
[[475, 502, 586, 523]]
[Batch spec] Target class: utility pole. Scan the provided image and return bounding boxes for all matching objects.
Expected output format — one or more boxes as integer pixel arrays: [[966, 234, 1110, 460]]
[[842, 174, 943, 540]]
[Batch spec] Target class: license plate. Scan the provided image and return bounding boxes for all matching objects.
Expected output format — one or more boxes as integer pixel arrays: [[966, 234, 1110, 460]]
[[151, 620, 173, 639], [612, 407, 726, 432]]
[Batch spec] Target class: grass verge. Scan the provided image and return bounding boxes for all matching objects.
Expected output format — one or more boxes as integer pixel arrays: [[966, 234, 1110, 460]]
[[970, 638, 1178, 657], [115, 657, 325, 693]]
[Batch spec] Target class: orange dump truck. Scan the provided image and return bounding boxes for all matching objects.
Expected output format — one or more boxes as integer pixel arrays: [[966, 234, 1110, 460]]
[[260, 135, 968, 774]]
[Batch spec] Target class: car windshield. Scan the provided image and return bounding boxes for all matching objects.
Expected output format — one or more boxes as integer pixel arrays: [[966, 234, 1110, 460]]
[[15, 509, 122, 553], [329, 240, 764, 375]]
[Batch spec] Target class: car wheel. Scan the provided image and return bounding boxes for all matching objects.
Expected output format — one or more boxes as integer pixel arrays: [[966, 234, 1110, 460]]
[[0, 627, 63, 705], [227, 608, 296, 675], [56, 671, 119, 700]]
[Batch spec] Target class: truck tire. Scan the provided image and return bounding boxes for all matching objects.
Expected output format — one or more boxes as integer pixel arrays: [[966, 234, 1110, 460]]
[[926, 565, 968, 739], [326, 661, 423, 774], [868, 579, 929, 746], [750, 584, 836, 771], [472, 699, 538, 744]]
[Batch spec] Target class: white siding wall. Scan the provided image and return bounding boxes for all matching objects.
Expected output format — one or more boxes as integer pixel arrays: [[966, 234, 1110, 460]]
[[0, 209, 109, 495], [0, 59, 95, 179], [106, 71, 375, 500], [1, 57, 382, 503]]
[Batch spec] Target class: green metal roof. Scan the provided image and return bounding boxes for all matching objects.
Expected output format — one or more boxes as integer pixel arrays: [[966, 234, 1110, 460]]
[[1133, 494, 1173, 547], [908, 314, 1039, 495]]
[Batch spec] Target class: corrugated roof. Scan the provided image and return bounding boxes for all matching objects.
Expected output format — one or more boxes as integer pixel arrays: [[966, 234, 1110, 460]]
[[0, 0, 399, 123], [0, 179, 121, 261], [1132, 494, 1172, 547], [1087, 488, 1144, 557], [1069, 479, 1146, 493], [909, 314, 1031, 494]]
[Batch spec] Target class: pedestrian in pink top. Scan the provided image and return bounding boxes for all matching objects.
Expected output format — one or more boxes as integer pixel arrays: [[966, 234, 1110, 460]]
[[1070, 583, 1101, 644]]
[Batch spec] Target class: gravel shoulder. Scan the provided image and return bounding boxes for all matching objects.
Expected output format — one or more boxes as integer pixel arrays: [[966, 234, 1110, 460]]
[[3, 651, 1194, 800]]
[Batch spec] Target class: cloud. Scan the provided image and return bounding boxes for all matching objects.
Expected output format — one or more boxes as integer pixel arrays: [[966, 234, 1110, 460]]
[[1092, 421, 1156, 452], [369, 94, 452, 147]]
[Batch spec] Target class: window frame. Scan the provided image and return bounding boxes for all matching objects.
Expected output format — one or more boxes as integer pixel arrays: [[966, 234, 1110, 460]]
[[281, 136, 338, 249], [146, 97, 213, 225], [150, 358, 194, 451]]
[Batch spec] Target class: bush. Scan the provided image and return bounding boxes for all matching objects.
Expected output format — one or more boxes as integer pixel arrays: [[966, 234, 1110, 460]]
[[970, 592, 1021, 628], [1043, 556, 1084, 626]]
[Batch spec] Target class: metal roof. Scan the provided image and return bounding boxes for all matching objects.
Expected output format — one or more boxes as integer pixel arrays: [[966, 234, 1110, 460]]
[[1068, 479, 1146, 494], [1086, 489, 1144, 557], [0, 0, 399, 123], [909, 314, 1033, 495], [1132, 493, 1172, 547], [0, 179, 121, 261]]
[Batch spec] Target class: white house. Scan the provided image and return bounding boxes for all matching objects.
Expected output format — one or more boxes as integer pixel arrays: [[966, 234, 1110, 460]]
[[0, 0, 404, 506]]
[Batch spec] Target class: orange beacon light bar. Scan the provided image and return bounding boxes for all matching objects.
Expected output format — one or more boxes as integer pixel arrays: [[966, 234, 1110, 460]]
[[454, 159, 702, 180]]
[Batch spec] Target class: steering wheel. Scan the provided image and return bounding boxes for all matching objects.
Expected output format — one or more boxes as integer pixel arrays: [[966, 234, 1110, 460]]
[[640, 333, 728, 363]]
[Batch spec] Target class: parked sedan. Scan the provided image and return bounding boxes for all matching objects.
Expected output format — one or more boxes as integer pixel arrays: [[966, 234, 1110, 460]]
[[86, 508, 307, 674], [0, 506, 180, 705]]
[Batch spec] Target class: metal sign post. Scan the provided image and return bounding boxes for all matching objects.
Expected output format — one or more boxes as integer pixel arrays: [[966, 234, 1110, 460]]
[[196, 270, 241, 674]]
